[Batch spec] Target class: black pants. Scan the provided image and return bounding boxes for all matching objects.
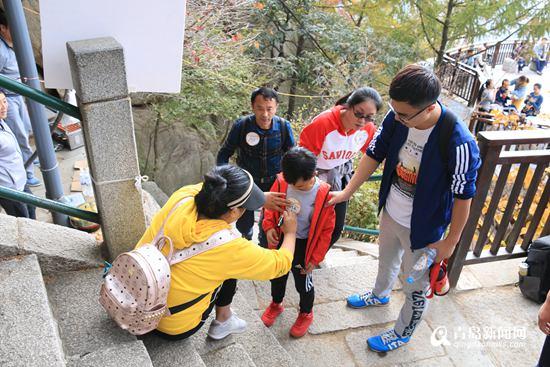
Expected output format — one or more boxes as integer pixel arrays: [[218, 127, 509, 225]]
[[330, 200, 348, 247], [539, 335, 550, 367], [0, 185, 36, 219], [271, 238, 314, 313], [152, 278, 237, 341]]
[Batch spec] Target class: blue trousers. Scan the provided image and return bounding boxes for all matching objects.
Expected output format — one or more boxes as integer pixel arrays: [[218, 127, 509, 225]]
[[535, 58, 547, 73]]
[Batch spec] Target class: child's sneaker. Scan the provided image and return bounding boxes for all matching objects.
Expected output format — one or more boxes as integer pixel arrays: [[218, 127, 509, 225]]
[[367, 329, 410, 352], [289, 311, 313, 338], [207, 312, 247, 340], [346, 290, 390, 308], [261, 301, 284, 327]]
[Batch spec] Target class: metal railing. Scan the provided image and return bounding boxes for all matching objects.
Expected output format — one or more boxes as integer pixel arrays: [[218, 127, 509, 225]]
[[0, 75, 99, 224]]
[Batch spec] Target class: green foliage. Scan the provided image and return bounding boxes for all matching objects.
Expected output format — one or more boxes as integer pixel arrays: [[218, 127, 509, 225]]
[[345, 179, 380, 242]]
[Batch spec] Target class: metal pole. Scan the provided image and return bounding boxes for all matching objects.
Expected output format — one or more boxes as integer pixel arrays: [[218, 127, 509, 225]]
[[3, 0, 68, 225]]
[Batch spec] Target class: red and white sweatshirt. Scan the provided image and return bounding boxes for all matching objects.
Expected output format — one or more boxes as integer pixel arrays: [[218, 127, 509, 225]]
[[299, 105, 376, 170]]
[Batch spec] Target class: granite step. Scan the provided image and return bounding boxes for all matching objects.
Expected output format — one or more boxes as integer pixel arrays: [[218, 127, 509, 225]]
[[45, 268, 141, 363], [324, 248, 359, 259], [319, 254, 376, 269], [0, 255, 65, 366], [66, 341, 153, 367], [0, 213, 102, 275], [333, 239, 380, 258], [201, 343, 256, 367], [142, 335, 206, 367]]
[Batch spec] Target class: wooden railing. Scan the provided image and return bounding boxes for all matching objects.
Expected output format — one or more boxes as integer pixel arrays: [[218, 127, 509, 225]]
[[437, 40, 525, 107], [448, 130, 550, 287], [437, 55, 481, 107]]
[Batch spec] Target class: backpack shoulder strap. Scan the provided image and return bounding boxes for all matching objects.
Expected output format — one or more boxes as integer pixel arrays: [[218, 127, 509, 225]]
[[239, 115, 253, 146], [439, 108, 457, 164], [279, 117, 288, 150], [170, 228, 241, 265]]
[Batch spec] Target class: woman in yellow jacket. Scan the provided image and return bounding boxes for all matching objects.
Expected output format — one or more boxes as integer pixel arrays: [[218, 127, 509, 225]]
[[137, 164, 297, 340]]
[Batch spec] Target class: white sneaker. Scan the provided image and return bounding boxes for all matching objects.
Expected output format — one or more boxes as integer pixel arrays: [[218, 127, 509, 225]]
[[207, 313, 247, 340]]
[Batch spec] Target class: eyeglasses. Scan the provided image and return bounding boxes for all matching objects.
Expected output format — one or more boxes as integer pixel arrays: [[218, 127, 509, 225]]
[[352, 106, 376, 122], [388, 101, 434, 123]]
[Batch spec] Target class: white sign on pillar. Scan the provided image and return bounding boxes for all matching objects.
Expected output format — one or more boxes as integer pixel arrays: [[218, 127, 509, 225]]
[[39, 0, 186, 93]]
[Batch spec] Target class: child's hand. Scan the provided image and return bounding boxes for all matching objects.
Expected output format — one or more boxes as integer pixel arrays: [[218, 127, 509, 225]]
[[266, 229, 279, 248], [264, 192, 291, 212], [300, 262, 316, 274]]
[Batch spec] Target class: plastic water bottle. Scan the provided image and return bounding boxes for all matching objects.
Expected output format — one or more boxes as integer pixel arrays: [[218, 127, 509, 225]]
[[80, 168, 93, 198], [406, 247, 437, 284]]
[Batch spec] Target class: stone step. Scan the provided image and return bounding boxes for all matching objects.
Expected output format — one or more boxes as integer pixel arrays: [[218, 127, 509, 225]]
[[45, 268, 137, 361], [325, 248, 359, 259], [0, 214, 102, 275], [333, 239, 380, 258], [201, 343, 256, 367], [67, 341, 153, 367], [319, 254, 378, 269], [248, 259, 402, 311], [190, 292, 299, 367], [141, 335, 206, 367], [0, 255, 65, 366]]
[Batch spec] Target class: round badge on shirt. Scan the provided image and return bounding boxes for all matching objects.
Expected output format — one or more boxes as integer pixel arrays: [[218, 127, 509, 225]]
[[246, 132, 260, 146], [353, 130, 369, 147]]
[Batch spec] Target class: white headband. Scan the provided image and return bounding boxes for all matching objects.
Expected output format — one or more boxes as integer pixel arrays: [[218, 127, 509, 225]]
[[227, 169, 254, 209]]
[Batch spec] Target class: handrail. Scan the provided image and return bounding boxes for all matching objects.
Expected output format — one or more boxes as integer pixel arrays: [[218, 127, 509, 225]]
[[0, 186, 100, 224], [0, 75, 81, 120]]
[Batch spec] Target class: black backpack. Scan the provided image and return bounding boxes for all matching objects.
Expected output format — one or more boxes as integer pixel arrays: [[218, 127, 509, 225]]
[[519, 235, 550, 303]]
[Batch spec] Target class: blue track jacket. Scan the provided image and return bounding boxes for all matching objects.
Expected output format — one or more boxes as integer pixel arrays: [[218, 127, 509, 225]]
[[367, 102, 482, 250]]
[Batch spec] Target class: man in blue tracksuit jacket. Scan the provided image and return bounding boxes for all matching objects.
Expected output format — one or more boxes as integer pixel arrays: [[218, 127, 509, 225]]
[[329, 64, 481, 352]]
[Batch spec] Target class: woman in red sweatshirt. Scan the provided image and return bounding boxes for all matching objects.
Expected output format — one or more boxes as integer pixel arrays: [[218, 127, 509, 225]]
[[299, 87, 382, 246]]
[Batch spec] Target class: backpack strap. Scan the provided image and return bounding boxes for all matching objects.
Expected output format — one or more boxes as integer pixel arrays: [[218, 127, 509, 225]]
[[239, 115, 253, 147], [170, 227, 241, 265], [150, 197, 194, 260], [279, 117, 288, 151], [439, 108, 457, 165]]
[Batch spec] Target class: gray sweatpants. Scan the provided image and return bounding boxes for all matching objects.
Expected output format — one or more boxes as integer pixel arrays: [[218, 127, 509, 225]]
[[5, 95, 33, 177], [373, 209, 431, 337]]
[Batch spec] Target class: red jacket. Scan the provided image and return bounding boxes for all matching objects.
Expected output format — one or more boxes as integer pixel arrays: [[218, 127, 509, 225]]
[[262, 174, 336, 265]]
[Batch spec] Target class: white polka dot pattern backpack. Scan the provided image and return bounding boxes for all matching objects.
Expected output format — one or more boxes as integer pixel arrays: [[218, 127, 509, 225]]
[[99, 197, 240, 335]]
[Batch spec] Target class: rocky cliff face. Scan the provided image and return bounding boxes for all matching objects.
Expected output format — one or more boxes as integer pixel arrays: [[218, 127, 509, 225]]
[[132, 106, 219, 196]]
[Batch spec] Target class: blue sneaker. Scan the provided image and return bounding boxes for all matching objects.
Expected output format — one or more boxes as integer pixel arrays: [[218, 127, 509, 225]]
[[368, 329, 410, 352], [26, 176, 41, 187], [346, 291, 390, 308]]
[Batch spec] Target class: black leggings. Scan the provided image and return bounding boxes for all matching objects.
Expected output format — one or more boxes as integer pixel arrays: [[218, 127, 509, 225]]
[[330, 200, 348, 247], [539, 335, 550, 367], [270, 238, 314, 313], [152, 278, 237, 341]]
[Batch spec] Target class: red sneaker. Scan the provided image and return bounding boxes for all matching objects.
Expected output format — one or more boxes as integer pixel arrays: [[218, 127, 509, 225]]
[[289, 311, 313, 338], [261, 302, 284, 327]]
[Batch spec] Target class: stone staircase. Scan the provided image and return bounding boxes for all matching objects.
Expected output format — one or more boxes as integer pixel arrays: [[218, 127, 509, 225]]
[[0, 209, 545, 367]]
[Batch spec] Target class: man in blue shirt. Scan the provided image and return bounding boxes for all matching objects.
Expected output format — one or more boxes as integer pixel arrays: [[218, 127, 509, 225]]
[[330, 65, 481, 353], [217, 87, 295, 243], [522, 83, 544, 116], [0, 12, 40, 187]]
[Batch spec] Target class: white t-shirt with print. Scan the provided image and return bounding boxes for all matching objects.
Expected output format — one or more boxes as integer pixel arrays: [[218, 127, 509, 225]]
[[385, 126, 435, 228]]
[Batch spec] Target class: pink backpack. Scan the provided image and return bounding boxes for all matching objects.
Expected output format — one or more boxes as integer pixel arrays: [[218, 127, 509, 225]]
[[99, 197, 240, 335]]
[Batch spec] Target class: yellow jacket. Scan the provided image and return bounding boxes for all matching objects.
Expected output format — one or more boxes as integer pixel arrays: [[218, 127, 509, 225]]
[[136, 183, 292, 336]]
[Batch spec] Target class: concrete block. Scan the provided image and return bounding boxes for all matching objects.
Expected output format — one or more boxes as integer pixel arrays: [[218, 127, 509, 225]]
[[237, 281, 260, 310], [319, 255, 376, 269], [267, 309, 356, 367], [0, 213, 19, 257], [80, 98, 140, 182], [345, 322, 446, 367], [309, 293, 406, 335], [142, 335, 206, 367], [191, 292, 298, 367], [67, 341, 153, 367], [142, 188, 161, 227], [94, 180, 146, 259], [45, 268, 137, 357], [465, 258, 524, 288], [333, 239, 380, 258], [142, 181, 169, 207], [0, 255, 65, 366], [17, 217, 102, 274], [67, 37, 128, 103], [252, 260, 401, 309], [201, 343, 256, 367]]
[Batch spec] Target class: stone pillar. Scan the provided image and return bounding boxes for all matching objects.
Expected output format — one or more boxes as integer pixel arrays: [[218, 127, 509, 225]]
[[66, 37, 146, 260]]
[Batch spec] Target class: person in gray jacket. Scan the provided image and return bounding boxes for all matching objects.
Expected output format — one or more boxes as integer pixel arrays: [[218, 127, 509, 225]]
[[0, 91, 35, 218]]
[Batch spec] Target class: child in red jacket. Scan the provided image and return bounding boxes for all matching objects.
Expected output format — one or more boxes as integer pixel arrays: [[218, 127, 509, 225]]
[[261, 147, 336, 337]]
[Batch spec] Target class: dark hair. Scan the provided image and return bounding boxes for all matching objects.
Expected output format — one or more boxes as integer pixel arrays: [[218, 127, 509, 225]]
[[477, 79, 493, 103], [501, 79, 509, 84], [281, 147, 317, 185], [0, 11, 7, 27], [534, 83, 542, 89], [195, 165, 251, 219], [251, 87, 279, 104], [334, 87, 383, 111], [518, 75, 529, 84], [389, 64, 441, 108]]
